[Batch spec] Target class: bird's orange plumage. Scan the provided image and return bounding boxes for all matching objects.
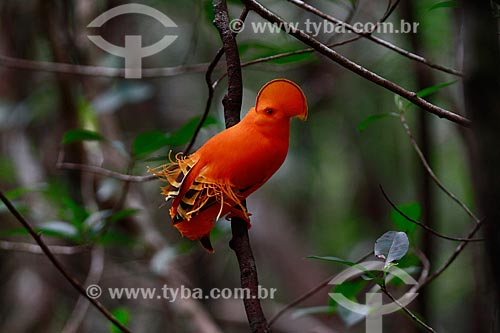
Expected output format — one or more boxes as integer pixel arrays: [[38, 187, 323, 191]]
[[149, 79, 307, 252]]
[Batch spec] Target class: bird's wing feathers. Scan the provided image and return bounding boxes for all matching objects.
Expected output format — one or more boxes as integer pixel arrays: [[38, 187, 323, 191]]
[[148, 153, 248, 224]]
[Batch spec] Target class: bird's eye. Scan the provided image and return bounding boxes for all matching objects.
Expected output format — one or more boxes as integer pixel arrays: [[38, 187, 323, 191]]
[[265, 108, 274, 115]]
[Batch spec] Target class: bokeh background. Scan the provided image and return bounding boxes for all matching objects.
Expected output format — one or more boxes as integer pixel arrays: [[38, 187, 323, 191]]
[[0, 0, 494, 332]]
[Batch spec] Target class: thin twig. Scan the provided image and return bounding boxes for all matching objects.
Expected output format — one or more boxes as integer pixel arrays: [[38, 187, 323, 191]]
[[398, 113, 479, 223], [92, 160, 136, 242], [183, 49, 224, 155], [0, 191, 133, 333], [381, 285, 436, 333], [286, 0, 462, 77], [397, 113, 485, 288], [269, 276, 331, 327], [57, 162, 156, 182], [414, 248, 430, 285], [242, 0, 471, 127], [379, 185, 483, 242], [421, 219, 484, 288], [62, 246, 105, 333], [0, 54, 211, 78], [379, 249, 434, 333], [0, 240, 89, 255], [215, 0, 401, 86], [184, 7, 249, 155]]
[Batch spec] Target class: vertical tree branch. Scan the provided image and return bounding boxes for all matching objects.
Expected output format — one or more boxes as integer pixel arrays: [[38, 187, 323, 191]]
[[40, 0, 84, 202], [399, 2, 435, 326], [212, 1, 269, 332], [213, 0, 243, 128]]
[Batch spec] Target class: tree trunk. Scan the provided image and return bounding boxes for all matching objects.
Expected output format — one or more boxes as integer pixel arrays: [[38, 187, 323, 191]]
[[460, 0, 500, 327]]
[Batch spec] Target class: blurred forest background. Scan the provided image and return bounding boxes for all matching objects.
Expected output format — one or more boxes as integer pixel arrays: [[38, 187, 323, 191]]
[[0, 0, 498, 332]]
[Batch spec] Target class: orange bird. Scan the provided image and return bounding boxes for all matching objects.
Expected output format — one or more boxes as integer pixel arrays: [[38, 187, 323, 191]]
[[149, 79, 308, 252]]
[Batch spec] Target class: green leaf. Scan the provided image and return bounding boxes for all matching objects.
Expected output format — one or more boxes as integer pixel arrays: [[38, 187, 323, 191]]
[[238, 41, 279, 56], [77, 96, 98, 130], [329, 279, 367, 308], [374, 231, 409, 267], [37, 221, 80, 241], [83, 210, 113, 235], [240, 40, 315, 65], [416, 80, 458, 98], [269, 52, 315, 65], [109, 307, 130, 333], [396, 252, 421, 269], [247, 48, 315, 65], [308, 256, 377, 279], [390, 202, 421, 236], [141, 155, 171, 163], [165, 115, 219, 147], [109, 208, 141, 223], [62, 129, 104, 144], [428, 1, 457, 11], [92, 82, 153, 115], [338, 303, 365, 327], [291, 306, 335, 319], [387, 266, 421, 287], [329, 277, 370, 326], [62, 198, 89, 227], [394, 94, 406, 112], [0, 224, 81, 241], [97, 231, 136, 246], [0, 226, 31, 236], [5, 184, 46, 200], [133, 116, 219, 159], [397, 81, 458, 112], [132, 130, 170, 158], [358, 113, 398, 132], [307, 255, 357, 266], [0, 156, 15, 181]]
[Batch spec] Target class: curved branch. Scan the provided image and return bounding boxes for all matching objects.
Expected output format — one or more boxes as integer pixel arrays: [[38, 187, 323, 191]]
[[286, 0, 463, 77], [241, 0, 471, 127], [0, 240, 89, 255], [421, 219, 483, 288], [184, 7, 249, 155], [57, 162, 156, 182], [397, 112, 485, 288], [0, 191, 133, 333], [377, 248, 435, 333], [379, 185, 483, 242], [399, 113, 479, 223], [0, 54, 210, 78], [214, 0, 401, 85], [381, 286, 435, 333]]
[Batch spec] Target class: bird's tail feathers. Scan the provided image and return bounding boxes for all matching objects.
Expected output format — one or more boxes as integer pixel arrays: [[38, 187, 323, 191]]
[[148, 152, 249, 223], [199, 234, 214, 253]]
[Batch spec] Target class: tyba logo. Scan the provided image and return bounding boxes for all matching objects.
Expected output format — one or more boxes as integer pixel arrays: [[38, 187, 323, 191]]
[[87, 3, 178, 79]]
